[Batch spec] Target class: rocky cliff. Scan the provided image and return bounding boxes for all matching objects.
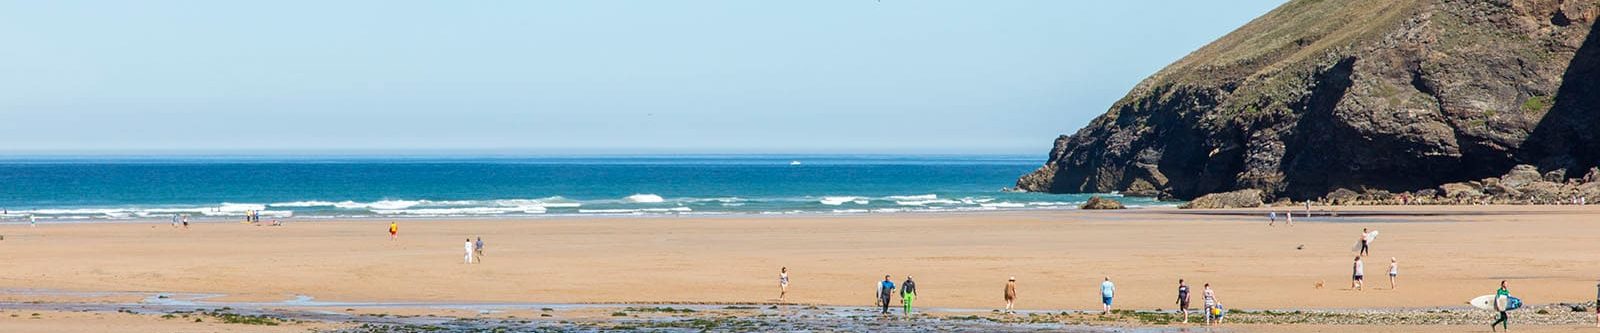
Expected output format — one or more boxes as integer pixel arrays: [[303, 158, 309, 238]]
[[1019, 0, 1600, 201]]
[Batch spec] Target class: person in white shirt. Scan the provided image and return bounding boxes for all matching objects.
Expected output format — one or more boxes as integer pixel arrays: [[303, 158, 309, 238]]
[[1100, 277, 1116, 314], [778, 267, 789, 302], [463, 238, 474, 264], [1352, 256, 1365, 290], [1388, 257, 1399, 290]]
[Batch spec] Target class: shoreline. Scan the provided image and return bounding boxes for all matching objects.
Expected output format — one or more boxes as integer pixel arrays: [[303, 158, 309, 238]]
[[4, 206, 1599, 331]]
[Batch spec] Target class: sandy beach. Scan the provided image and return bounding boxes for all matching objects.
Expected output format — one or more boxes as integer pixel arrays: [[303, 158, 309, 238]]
[[3, 205, 1599, 331]]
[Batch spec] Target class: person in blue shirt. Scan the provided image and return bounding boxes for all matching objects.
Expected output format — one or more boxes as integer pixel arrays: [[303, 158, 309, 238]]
[[1101, 277, 1116, 314], [878, 275, 896, 315]]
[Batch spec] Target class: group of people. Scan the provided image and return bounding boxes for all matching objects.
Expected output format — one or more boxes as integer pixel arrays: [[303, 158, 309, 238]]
[[874, 275, 917, 316], [776, 269, 1231, 325], [464, 237, 485, 263], [168, 214, 190, 229], [1351, 228, 1399, 291]]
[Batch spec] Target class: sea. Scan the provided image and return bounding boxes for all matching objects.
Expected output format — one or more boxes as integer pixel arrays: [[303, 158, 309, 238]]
[[0, 154, 1167, 221]]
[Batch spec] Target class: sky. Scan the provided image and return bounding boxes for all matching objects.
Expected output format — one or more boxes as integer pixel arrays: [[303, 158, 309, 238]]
[[0, 0, 1285, 155]]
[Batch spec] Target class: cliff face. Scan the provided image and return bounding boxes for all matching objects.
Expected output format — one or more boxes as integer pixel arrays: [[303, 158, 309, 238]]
[[1019, 0, 1600, 200]]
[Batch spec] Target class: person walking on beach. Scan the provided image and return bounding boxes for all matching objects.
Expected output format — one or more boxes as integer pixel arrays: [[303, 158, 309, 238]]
[[29, 214, 36, 228], [171, 214, 180, 228], [474, 237, 484, 263], [900, 276, 917, 316], [389, 222, 398, 241], [1268, 211, 1278, 226], [1284, 210, 1293, 226], [1358, 228, 1372, 256], [1352, 256, 1365, 290], [463, 238, 474, 264], [1100, 277, 1116, 314], [877, 275, 895, 315], [1387, 257, 1399, 290], [1176, 279, 1191, 323], [1004, 277, 1017, 313], [1492, 280, 1510, 331], [778, 267, 789, 302], [1203, 284, 1220, 325], [180, 214, 189, 229]]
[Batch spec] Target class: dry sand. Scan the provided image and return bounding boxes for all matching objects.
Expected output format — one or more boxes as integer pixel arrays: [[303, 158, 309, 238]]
[[2, 205, 1599, 331]]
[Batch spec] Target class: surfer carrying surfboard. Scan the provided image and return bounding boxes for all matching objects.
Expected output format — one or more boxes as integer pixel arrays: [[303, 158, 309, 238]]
[[1358, 228, 1372, 256], [1491, 280, 1510, 331]]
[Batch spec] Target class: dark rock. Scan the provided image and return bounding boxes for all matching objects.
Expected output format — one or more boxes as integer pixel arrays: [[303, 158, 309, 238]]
[[1499, 165, 1543, 189], [1439, 182, 1482, 199], [1080, 196, 1126, 210], [1543, 169, 1568, 182], [1018, 0, 1600, 201], [1180, 189, 1263, 209], [1519, 181, 1565, 203], [1326, 188, 1360, 205]]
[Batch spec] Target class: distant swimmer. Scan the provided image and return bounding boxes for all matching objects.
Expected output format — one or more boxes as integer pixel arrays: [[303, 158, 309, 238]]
[[389, 222, 398, 241], [778, 267, 789, 302], [1004, 277, 1017, 313], [1100, 277, 1116, 314]]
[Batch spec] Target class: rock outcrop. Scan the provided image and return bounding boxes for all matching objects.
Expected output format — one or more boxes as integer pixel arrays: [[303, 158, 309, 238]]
[[1019, 0, 1600, 202], [1080, 196, 1126, 210], [1179, 189, 1264, 209]]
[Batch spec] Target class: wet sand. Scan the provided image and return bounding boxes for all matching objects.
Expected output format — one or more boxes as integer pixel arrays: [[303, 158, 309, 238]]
[[2, 205, 1599, 331]]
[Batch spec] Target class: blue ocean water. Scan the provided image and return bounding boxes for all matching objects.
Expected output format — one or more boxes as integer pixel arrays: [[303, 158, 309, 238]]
[[0, 155, 1164, 221]]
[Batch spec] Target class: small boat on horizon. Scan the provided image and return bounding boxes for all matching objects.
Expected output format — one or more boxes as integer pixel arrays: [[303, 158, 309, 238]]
[[789, 160, 802, 166]]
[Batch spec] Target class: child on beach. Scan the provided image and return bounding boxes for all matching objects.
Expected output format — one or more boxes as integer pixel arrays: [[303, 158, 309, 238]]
[[778, 267, 789, 302], [389, 222, 398, 241], [1352, 256, 1365, 290], [1176, 279, 1191, 323], [1004, 277, 1017, 313], [1100, 277, 1115, 314], [1388, 258, 1398, 289], [463, 238, 474, 264]]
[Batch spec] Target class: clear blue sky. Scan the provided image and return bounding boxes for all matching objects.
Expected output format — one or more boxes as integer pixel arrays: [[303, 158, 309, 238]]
[[0, 0, 1284, 154]]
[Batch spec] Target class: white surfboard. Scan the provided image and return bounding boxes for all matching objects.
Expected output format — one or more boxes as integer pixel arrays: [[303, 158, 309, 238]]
[[1470, 294, 1520, 311], [1470, 294, 1498, 310]]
